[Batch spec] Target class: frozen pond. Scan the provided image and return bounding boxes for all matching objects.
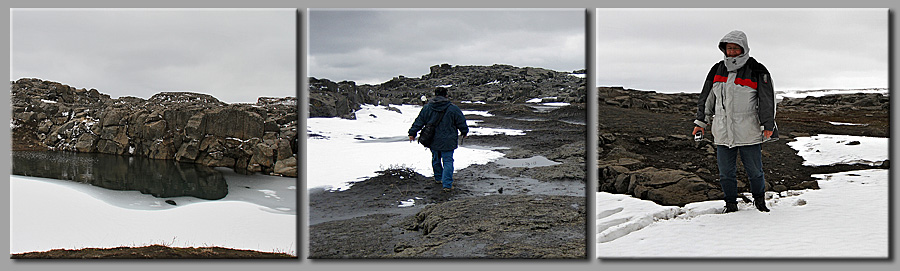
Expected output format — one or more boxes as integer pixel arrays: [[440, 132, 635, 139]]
[[10, 151, 296, 254], [12, 151, 295, 213]]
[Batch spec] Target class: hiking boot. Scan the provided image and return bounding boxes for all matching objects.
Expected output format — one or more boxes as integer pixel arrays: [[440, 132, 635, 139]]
[[442, 187, 452, 193], [754, 197, 770, 212], [724, 202, 738, 213]]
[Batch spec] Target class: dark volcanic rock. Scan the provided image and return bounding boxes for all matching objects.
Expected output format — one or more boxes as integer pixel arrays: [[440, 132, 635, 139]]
[[309, 64, 586, 118], [599, 167, 712, 206], [597, 86, 889, 206], [10, 78, 298, 177], [310, 194, 585, 259]]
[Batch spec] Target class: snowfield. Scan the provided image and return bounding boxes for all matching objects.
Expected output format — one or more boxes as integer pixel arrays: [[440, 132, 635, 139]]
[[787, 134, 888, 166], [597, 134, 888, 258], [307, 104, 513, 191], [10, 174, 296, 255]]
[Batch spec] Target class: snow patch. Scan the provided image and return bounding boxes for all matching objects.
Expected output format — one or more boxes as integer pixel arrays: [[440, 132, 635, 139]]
[[462, 110, 493, 117], [398, 199, 416, 208], [827, 121, 868, 126], [787, 134, 888, 166], [541, 102, 570, 106], [307, 104, 505, 191], [468, 127, 527, 136]]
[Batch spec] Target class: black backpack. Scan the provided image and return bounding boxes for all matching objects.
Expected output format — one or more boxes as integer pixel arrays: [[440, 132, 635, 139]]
[[418, 109, 447, 148]]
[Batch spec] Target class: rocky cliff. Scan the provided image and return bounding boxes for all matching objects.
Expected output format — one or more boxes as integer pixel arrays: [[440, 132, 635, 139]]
[[10, 78, 298, 177], [310, 63, 586, 118]]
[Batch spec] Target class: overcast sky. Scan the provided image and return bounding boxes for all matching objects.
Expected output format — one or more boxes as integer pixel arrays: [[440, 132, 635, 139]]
[[596, 9, 888, 93], [11, 9, 295, 104], [308, 9, 585, 85]]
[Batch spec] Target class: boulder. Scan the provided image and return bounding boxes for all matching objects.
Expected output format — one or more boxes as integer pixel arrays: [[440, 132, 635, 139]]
[[273, 157, 297, 177], [74, 133, 99, 152], [611, 167, 713, 206]]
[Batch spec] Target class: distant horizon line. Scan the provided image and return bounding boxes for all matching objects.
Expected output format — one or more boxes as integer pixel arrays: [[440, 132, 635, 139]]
[[309, 63, 586, 86], [11, 77, 297, 104], [598, 85, 889, 94]]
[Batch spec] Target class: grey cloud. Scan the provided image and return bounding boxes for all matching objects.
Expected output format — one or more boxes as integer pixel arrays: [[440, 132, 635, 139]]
[[597, 9, 887, 93], [12, 9, 295, 104], [309, 9, 585, 84]]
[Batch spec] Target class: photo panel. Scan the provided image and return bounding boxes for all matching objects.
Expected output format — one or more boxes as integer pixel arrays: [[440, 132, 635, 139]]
[[595, 8, 888, 258], [10, 8, 298, 258], [307, 8, 587, 259]]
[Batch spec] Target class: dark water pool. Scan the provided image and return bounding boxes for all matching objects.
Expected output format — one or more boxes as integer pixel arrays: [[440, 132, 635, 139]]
[[12, 151, 228, 200]]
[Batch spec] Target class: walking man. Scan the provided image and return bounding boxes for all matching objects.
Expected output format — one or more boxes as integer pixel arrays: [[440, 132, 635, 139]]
[[692, 30, 778, 213], [409, 87, 468, 192]]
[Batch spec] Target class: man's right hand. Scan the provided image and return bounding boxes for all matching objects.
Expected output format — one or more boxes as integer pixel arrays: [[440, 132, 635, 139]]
[[408, 135, 416, 142], [692, 126, 704, 136]]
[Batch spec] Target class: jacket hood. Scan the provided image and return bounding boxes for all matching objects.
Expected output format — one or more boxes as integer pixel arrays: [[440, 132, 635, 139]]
[[718, 30, 749, 55], [428, 96, 451, 111], [719, 30, 750, 71]]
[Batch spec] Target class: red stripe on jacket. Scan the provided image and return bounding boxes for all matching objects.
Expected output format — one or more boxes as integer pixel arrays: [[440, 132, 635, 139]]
[[734, 78, 758, 89], [713, 75, 758, 89]]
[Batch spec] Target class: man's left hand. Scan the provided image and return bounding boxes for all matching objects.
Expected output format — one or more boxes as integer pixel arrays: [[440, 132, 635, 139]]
[[763, 130, 773, 139], [409, 135, 415, 142]]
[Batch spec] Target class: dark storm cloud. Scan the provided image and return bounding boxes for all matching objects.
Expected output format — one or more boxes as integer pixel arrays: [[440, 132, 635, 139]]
[[11, 9, 295, 103], [596, 9, 887, 93], [309, 9, 585, 85]]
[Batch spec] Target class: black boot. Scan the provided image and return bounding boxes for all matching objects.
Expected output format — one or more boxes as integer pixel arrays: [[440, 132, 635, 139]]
[[724, 202, 738, 213], [754, 197, 770, 212]]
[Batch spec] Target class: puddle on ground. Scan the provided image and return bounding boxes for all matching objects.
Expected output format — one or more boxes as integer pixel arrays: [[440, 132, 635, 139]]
[[466, 172, 583, 197], [512, 117, 547, 122], [559, 119, 586, 125], [495, 156, 561, 168], [355, 135, 410, 143], [526, 105, 561, 113]]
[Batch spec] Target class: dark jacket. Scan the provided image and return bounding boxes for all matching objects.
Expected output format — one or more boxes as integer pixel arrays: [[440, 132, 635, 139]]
[[408, 96, 468, 151]]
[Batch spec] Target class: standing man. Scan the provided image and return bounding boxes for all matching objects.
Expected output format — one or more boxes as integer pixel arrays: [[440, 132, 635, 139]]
[[692, 30, 778, 213], [409, 87, 468, 192]]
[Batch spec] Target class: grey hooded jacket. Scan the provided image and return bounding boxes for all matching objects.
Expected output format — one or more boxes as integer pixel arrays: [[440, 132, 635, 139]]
[[695, 30, 778, 148]]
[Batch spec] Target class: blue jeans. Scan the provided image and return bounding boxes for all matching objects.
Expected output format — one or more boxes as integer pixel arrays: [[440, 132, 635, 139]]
[[716, 144, 765, 204], [431, 149, 454, 188]]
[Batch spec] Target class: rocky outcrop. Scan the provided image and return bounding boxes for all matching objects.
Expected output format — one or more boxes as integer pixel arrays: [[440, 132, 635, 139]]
[[310, 64, 586, 118], [597, 86, 889, 206], [598, 87, 698, 114], [779, 92, 890, 114], [10, 78, 298, 177], [599, 166, 718, 206]]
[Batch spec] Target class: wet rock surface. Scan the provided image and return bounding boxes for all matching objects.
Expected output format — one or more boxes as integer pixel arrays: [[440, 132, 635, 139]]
[[598, 87, 889, 206], [10, 78, 298, 177], [309, 82, 586, 258], [310, 195, 584, 259]]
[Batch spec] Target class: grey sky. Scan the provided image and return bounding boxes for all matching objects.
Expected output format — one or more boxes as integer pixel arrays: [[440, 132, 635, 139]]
[[596, 9, 888, 93], [309, 9, 585, 85], [11, 9, 295, 104]]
